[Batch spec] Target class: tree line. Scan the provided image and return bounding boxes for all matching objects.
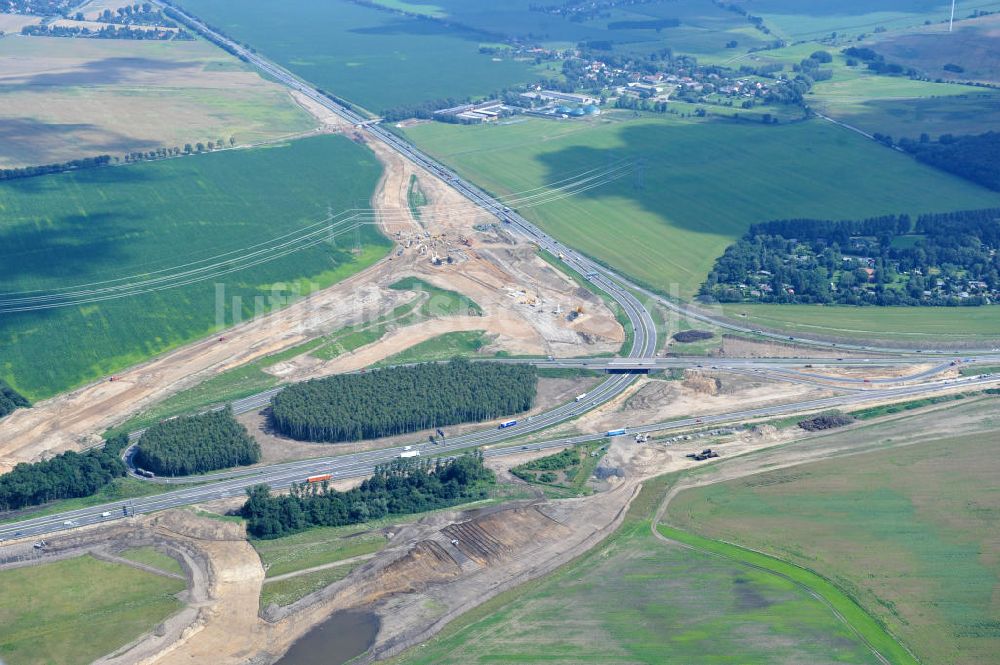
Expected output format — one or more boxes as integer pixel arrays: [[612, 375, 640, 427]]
[[899, 132, 1000, 192], [0, 380, 30, 419], [0, 435, 127, 512], [0, 155, 112, 181], [241, 453, 494, 538], [134, 408, 260, 476], [270, 358, 537, 443], [21, 23, 192, 40], [701, 208, 1000, 306]]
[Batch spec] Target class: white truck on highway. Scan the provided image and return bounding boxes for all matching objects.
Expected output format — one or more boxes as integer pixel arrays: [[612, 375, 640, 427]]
[[399, 449, 420, 459], [575, 393, 587, 402]]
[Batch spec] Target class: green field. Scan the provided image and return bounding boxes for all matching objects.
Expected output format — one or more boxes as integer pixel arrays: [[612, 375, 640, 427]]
[[391, 474, 885, 665], [729, 0, 1000, 42], [375, 330, 490, 366], [404, 113, 1000, 299], [0, 555, 185, 665], [260, 563, 359, 608], [720, 302, 1000, 342], [252, 524, 388, 578], [176, 0, 555, 114], [0, 135, 388, 400], [119, 546, 185, 576], [667, 413, 1000, 665]]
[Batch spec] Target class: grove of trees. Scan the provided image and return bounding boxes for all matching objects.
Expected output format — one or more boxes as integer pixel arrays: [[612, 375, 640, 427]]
[[0, 380, 29, 419], [701, 209, 1000, 306], [0, 435, 127, 511], [270, 358, 537, 443], [241, 453, 494, 538], [133, 407, 260, 476], [899, 132, 1000, 192]]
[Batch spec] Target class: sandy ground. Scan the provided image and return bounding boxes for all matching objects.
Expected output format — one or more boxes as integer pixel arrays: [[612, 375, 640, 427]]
[[565, 371, 832, 436], [0, 103, 620, 472]]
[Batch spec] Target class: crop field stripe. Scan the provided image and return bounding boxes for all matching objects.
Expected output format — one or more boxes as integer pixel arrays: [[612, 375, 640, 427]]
[[657, 524, 917, 665], [0, 134, 387, 400]]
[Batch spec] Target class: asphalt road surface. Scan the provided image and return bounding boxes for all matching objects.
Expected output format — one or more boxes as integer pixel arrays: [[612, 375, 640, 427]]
[[3, 373, 996, 543]]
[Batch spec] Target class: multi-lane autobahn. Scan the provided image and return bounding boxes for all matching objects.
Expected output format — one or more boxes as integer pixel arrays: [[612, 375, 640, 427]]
[[3, 372, 996, 542], [3, 3, 995, 543]]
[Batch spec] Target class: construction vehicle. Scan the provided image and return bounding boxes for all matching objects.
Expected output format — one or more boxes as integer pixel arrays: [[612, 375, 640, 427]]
[[634, 433, 649, 443], [686, 449, 720, 462], [306, 474, 333, 483], [33, 541, 47, 549]]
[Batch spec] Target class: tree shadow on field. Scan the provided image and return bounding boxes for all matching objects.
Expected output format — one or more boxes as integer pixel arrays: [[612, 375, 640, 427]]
[[534, 120, 775, 239], [0, 117, 159, 168], [1, 160, 157, 195], [349, 16, 497, 43], [6, 57, 199, 89], [0, 211, 138, 285]]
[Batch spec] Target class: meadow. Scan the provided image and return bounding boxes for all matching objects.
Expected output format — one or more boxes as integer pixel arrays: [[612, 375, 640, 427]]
[[667, 403, 1000, 665], [729, 41, 1000, 139], [870, 14, 1000, 85], [404, 113, 1000, 299], [729, 0, 1000, 42], [390, 475, 884, 665], [0, 35, 315, 168], [0, 554, 185, 665], [0, 135, 388, 400], [721, 303, 1000, 343]]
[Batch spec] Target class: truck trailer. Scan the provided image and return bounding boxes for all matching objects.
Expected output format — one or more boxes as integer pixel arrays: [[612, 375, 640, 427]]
[[498, 419, 518, 429], [399, 450, 420, 459], [606, 427, 628, 437], [306, 474, 333, 483]]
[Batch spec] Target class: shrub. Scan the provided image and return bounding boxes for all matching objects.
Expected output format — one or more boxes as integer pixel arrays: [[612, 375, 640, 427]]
[[672, 330, 714, 343]]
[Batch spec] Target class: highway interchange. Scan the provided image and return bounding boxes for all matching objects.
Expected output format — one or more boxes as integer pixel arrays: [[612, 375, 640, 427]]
[[1, 5, 999, 543]]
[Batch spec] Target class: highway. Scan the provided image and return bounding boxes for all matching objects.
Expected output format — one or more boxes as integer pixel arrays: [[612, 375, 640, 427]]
[[1, 3, 989, 543], [4, 372, 996, 542], [160, 1, 1000, 361]]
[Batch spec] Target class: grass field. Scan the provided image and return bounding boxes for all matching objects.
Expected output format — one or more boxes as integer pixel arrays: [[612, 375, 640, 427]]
[[869, 14, 1000, 85], [390, 474, 884, 665], [721, 302, 1000, 343], [260, 563, 359, 608], [658, 525, 918, 665], [119, 546, 185, 576], [375, 331, 489, 366], [667, 412, 1000, 665], [0, 554, 185, 665], [0, 134, 387, 400], [729, 0, 1000, 42], [0, 35, 315, 168], [176, 0, 556, 114], [404, 113, 1000, 299], [252, 524, 388, 578]]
